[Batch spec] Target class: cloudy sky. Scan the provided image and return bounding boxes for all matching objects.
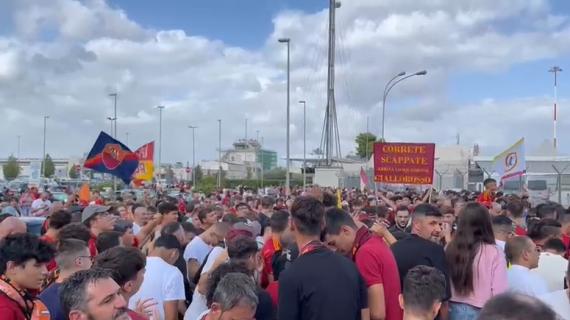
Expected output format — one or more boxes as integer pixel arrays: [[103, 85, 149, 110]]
[[1, 0, 570, 164]]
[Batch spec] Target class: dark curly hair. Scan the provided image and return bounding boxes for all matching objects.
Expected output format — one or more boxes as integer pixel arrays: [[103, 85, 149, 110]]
[[0, 234, 56, 274]]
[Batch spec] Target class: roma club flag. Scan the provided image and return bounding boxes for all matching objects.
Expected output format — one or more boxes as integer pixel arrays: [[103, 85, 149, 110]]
[[132, 142, 155, 183], [492, 138, 526, 182], [84, 131, 139, 184], [360, 167, 369, 191]]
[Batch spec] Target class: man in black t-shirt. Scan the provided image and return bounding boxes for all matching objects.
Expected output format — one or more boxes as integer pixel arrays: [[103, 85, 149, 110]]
[[278, 196, 368, 320], [391, 204, 451, 320]]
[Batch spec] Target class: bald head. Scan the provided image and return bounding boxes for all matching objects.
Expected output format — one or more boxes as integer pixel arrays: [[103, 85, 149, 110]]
[[0, 217, 27, 240]]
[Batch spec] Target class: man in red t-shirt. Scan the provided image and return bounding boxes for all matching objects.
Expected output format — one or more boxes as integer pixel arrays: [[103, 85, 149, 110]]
[[261, 211, 291, 288], [324, 208, 403, 320], [81, 205, 116, 257]]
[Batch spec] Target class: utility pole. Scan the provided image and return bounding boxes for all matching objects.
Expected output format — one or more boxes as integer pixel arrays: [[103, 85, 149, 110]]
[[549, 66, 562, 152], [278, 38, 291, 195], [299, 100, 307, 191], [157, 106, 165, 184]]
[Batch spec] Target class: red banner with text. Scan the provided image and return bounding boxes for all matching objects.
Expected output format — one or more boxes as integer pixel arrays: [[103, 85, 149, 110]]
[[374, 142, 435, 185]]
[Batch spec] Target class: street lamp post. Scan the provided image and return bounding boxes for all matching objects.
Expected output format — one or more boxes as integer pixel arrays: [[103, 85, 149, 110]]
[[218, 119, 222, 189], [109, 93, 118, 192], [278, 37, 291, 196], [109, 93, 118, 137], [125, 132, 129, 146], [549, 66, 562, 152], [189, 126, 197, 185], [256, 130, 260, 184], [157, 106, 165, 184], [42, 116, 49, 178], [299, 100, 307, 191], [381, 70, 427, 140]]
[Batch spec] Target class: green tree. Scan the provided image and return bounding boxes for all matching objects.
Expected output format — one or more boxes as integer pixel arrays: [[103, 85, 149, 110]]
[[194, 165, 203, 183], [196, 175, 217, 194], [68, 165, 79, 179], [355, 132, 377, 159], [3, 155, 21, 181], [42, 154, 55, 178], [264, 167, 287, 180]]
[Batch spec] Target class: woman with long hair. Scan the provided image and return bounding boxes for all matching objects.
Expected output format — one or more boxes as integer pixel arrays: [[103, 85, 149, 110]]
[[445, 203, 508, 319]]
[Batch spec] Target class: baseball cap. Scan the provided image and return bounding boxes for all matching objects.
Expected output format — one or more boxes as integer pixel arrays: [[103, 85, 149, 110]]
[[232, 221, 261, 237], [81, 205, 111, 223], [235, 202, 251, 210]]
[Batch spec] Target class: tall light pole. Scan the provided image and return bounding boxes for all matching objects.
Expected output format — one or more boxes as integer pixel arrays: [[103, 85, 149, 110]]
[[109, 93, 118, 138], [109, 93, 118, 192], [106, 117, 114, 135], [278, 37, 291, 195], [218, 119, 222, 189], [189, 126, 197, 185], [260, 136, 264, 189], [549, 66, 562, 152], [125, 132, 129, 146], [256, 130, 260, 184], [381, 70, 427, 141], [299, 100, 307, 191], [157, 106, 165, 183], [42, 116, 49, 178]]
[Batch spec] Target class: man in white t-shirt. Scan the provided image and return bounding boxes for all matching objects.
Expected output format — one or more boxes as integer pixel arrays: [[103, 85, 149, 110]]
[[31, 192, 52, 217], [506, 236, 549, 297], [129, 235, 186, 320], [539, 260, 570, 320], [132, 204, 152, 235], [492, 215, 514, 252], [183, 222, 229, 282], [532, 238, 568, 292]]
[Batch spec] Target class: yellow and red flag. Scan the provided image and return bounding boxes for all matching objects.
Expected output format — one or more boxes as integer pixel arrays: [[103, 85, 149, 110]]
[[132, 142, 155, 184]]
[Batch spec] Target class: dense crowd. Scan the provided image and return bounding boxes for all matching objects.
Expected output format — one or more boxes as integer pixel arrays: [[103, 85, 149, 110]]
[[0, 178, 568, 320]]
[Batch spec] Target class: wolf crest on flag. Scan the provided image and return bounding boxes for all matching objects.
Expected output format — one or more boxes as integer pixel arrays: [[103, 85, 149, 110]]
[[83, 131, 139, 184]]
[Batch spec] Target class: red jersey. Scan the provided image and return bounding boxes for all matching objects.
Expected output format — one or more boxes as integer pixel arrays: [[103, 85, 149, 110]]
[[88, 235, 98, 257], [562, 234, 570, 259], [514, 225, 527, 236], [353, 227, 403, 320], [260, 237, 281, 288], [39, 235, 58, 272], [266, 281, 279, 308], [0, 293, 27, 320]]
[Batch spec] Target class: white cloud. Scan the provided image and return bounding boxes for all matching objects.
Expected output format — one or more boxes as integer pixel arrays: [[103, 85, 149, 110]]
[[0, 0, 569, 163]]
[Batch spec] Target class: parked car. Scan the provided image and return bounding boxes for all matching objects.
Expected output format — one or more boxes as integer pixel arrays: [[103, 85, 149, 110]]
[[19, 217, 46, 236]]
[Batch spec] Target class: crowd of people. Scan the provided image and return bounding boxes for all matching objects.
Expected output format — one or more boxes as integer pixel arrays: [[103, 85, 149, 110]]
[[0, 177, 568, 320]]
